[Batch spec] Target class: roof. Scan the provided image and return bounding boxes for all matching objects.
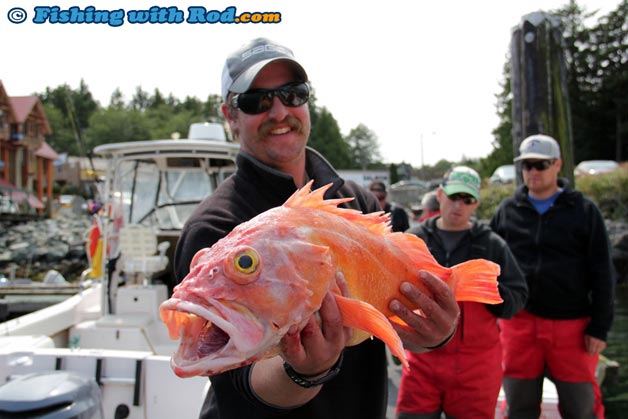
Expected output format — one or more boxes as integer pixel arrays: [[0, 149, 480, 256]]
[[35, 141, 60, 161], [9, 96, 38, 123], [0, 81, 17, 123], [8, 95, 52, 135]]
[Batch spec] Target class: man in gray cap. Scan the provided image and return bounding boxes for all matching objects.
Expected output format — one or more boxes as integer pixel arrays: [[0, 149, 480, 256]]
[[174, 38, 460, 419], [490, 134, 615, 418]]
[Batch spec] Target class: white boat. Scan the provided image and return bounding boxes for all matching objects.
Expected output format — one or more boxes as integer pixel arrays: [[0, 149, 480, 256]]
[[0, 123, 239, 418]]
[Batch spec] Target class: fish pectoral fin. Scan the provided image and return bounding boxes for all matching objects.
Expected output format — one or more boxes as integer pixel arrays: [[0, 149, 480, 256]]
[[334, 295, 408, 368]]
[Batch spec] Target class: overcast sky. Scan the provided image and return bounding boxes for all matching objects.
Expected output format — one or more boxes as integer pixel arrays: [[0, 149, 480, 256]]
[[2, 0, 622, 166]]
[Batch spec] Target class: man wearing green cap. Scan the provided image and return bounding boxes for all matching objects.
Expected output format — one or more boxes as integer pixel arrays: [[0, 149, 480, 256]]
[[396, 166, 528, 418]]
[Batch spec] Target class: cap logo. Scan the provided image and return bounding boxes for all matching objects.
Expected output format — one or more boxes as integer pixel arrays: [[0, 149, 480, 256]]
[[241, 44, 291, 60], [448, 172, 479, 188]]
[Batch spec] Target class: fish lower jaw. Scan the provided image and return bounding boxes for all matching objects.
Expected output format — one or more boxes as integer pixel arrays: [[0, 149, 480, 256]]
[[170, 351, 248, 378], [171, 330, 285, 377]]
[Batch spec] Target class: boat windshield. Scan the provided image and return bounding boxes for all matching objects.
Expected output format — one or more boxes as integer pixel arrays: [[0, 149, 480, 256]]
[[113, 157, 235, 231]]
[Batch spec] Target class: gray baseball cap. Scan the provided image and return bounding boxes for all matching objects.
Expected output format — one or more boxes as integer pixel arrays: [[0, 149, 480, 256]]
[[514, 134, 561, 161], [221, 38, 308, 101]]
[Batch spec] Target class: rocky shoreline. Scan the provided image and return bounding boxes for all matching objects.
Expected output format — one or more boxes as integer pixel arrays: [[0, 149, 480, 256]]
[[0, 209, 92, 282], [1, 211, 627, 284]]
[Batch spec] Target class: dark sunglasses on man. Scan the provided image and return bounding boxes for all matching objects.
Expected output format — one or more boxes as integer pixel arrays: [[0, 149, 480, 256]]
[[231, 82, 310, 115], [521, 159, 556, 171], [446, 193, 477, 205]]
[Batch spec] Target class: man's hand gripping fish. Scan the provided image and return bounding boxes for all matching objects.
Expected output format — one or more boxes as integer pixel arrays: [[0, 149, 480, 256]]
[[160, 181, 502, 378]]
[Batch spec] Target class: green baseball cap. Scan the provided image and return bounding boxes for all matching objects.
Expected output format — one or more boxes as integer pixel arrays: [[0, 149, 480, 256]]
[[442, 166, 481, 201]]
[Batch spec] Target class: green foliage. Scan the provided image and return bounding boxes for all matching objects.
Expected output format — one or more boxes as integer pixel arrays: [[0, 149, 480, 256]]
[[476, 183, 515, 220], [42, 103, 80, 155], [308, 107, 352, 169], [390, 164, 399, 184], [40, 81, 99, 156], [477, 164, 628, 221], [86, 108, 152, 147], [415, 159, 456, 182], [345, 124, 382, 170], [576, 165, 628, 220], [202, 94, 224, 121]]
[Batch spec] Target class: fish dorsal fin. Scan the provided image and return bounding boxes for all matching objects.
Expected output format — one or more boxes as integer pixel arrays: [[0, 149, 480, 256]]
[[284, 180, 392, 235]]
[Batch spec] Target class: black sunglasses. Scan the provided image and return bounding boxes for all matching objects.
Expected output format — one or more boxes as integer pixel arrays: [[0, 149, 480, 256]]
[[521, 159, 555, 171], [231, 82, 309, 115], [446, 193, 477, 205]]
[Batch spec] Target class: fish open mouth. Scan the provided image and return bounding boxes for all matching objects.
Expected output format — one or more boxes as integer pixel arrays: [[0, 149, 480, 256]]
[[159, 298, 266, 377], [162, 310, 229, 357]]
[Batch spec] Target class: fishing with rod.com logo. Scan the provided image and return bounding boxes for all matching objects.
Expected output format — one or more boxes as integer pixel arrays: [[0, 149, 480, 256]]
[[5, 4, 281, 27]]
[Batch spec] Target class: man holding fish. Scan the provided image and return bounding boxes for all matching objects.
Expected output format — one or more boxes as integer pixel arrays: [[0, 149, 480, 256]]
[[395, 166, 528, 418], [170, 38, 467, 419]]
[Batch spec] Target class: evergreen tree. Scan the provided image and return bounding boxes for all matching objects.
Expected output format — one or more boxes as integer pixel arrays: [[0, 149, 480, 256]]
[[130, 86, 150, 111], [345, 124, 382, 170], [86, 107, 151, 148], [478, 60, 514, 179], [39, 81, 99, 157], [484, 0, 628, 171], [308, 107, 352, 169]]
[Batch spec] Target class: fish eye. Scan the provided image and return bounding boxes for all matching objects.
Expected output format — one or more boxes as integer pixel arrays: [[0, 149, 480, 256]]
[[234, 248, 259, 274], [224, 246, 262, 284]]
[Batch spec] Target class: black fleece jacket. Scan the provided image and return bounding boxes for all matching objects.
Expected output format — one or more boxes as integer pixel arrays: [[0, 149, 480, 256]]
[[174, 148, 389, 419], [489, 179, 615, 341]]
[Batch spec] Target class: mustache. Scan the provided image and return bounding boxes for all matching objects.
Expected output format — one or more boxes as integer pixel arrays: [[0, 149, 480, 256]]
[[259, 115, 302, 137]]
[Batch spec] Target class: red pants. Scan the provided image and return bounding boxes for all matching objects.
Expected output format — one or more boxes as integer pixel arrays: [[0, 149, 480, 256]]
[[396, 343, 503, 418], [500, 310, 603, 418]]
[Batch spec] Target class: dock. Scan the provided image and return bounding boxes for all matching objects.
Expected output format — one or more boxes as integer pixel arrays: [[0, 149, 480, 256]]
[[0, 283, 84, 321]]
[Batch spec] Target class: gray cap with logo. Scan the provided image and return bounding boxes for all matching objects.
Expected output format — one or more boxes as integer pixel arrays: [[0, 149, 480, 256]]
[[221, 38, 308, 101], [514, 134, 561, 161]]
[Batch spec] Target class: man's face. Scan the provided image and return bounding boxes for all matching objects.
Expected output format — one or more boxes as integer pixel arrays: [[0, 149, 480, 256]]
[[521, 158, 562, 196], [369, 188, 387, 207], [437, 188, 478, 230], [222, 61, 310, 170]]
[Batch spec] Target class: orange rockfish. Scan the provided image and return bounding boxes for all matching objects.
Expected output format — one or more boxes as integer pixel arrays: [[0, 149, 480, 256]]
[[160, 181, 502, 378]]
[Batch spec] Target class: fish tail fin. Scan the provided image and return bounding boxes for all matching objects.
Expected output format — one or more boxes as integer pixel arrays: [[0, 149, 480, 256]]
[[334, 294, 408, 369], [450, 260, 503, 304]]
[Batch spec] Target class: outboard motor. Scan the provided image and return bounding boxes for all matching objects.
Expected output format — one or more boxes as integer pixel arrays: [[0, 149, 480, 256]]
[[0, 371, 103, 418]]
